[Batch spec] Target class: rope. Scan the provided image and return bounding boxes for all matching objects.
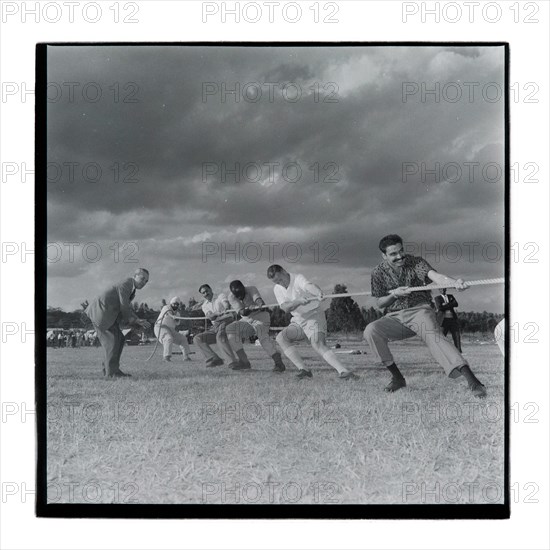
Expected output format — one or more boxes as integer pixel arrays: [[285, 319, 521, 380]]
[[259, 277, 505, 308], [172, 277, 504, 323]]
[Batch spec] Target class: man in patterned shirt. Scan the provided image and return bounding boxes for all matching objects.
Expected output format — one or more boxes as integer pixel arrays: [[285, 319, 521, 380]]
[[364, 234, 486, 397]]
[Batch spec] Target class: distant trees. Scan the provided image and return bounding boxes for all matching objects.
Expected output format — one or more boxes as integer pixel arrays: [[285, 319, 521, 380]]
[[326, 284, 365, 334], [269, 306, 292, 328]]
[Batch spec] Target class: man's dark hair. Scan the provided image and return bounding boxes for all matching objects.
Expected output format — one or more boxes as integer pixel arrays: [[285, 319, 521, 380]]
[[230, 280, 246, 299], [198, 284, 212, 294], [267, 264, 285, 279], [378, 234, 403, 253]]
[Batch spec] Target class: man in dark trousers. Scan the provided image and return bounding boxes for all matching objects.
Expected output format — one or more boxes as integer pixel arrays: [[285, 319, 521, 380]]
[[434, 288, 462, 352], [85, 268, 151, 378]]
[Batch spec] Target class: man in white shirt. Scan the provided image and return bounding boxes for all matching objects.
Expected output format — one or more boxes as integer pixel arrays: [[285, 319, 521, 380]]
[[192, 284, 241, 369], [154, 296, 192, 362], [267, 265, 358, 380], [226, 280, 286, 372]]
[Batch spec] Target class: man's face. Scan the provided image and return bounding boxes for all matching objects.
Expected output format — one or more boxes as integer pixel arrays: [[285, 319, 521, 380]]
[[230, 281, 246, 301], [134, 272, 149, 289], [270, 270, 290, 288], [171, 302, 180, 311], [382, 243, 405, 268], [200, 286, 214, 301]]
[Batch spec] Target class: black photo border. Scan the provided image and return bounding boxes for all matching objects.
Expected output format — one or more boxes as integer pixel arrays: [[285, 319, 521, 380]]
[[35, 41, 510, 520]]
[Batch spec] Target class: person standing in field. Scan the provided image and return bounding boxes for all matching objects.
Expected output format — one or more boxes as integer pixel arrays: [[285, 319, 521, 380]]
[[434, 288, 462, 352], [85, 268, 151, 378]]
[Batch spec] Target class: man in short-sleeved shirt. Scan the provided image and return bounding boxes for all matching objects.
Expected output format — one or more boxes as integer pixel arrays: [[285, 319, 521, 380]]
[[267, 265, 358, 380], [364, 234, 486, 397], [371, 255, 435, 311], [192, 284, 241, 369], [226, 281, 286, 372]]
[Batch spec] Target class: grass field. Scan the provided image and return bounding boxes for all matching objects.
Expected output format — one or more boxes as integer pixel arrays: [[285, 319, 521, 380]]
[[46, 335, 505, 506]]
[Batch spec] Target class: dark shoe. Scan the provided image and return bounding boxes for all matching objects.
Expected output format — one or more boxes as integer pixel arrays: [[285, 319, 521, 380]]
[[296, 369, 313, 379], [385, 377, 406, 392], [231, 361, 251, 370], [273, 362, 286, 373], [339, 371, 359, 380], [469, 382, 487, 398], [107, 370, 132, 378], [206, 358, 224, 367], [163, 356, 172, 362], [236, 349, 250, 366]]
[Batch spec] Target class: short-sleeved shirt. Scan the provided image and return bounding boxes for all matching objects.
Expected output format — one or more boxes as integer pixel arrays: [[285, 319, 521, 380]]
[[228, 286, 267, 323], [273, 273, 322, 322], [371, 255, 435, 311], [201, 293, 233, 330]]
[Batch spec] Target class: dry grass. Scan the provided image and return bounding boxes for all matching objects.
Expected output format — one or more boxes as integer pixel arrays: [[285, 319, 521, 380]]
[[46, 336, 505, 505]]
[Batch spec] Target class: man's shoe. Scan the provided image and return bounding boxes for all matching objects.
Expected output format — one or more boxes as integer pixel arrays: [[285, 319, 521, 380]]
[[182, 355, 192, 362], [107, 370, 132, 378], [296, 369, 313, 379], [163, 356, 172, 362], [385, 377, 406, 392], [231, 361, 251, 370], [339, 371, 359, 380], [469, 382, 487, 398], [206, 358, 224, 367], [273, 363, 286, 373]]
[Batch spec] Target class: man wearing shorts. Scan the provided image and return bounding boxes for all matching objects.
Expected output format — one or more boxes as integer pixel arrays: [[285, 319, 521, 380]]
[[267, 265, 358, 380]]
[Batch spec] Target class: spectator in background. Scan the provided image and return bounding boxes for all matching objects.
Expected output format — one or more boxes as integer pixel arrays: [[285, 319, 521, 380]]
[[434, 288, 462, 352]]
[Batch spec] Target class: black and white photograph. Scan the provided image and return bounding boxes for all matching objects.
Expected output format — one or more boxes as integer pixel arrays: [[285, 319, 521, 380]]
[[38, 42, 507, 517]]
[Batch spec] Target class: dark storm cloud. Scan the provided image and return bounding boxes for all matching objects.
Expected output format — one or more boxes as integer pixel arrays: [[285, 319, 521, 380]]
[[46, 45, 505, 312]]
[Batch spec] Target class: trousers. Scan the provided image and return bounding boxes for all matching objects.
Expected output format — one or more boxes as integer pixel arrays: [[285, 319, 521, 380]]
[[363, 305, 468, 376], [95, 322, 125, 376]]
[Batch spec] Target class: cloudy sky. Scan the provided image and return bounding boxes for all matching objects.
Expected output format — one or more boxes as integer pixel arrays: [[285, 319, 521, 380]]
[[46, 44, 505, 313]]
